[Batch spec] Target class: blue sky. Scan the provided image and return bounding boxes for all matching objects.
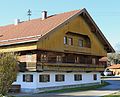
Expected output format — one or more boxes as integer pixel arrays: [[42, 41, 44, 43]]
[[0, 0, 120, 50]]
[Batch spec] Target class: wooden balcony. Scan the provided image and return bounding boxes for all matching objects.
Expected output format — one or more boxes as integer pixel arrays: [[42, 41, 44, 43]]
[[18, 62, 37, 71], [36, 63, 105, 72], [18, 62, 105, 72]]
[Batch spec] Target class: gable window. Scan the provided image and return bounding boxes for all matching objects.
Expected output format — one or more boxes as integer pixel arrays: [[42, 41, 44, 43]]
[[78, 39, 83, 47], [56, 55, 62, 63], [93, 74, 97, 80], [55, 74, 65, 82], [41, 54, 47, 62], [23, 74, 33, 82], [68, 37, 73, 45], [64, 36, 67, 44], [39, 75, 50, 82], [74, 74, 82, 81]]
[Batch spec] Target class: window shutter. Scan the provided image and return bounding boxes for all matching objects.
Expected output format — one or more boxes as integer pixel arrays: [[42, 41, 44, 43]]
[[23, 75, 25, 82], [30, 75, 33, 82]]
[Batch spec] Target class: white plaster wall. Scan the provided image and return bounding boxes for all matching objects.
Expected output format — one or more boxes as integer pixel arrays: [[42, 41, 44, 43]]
[[36, 72, 100, 88], [13, 72, 38, 89], [13, 72, 101, 91]]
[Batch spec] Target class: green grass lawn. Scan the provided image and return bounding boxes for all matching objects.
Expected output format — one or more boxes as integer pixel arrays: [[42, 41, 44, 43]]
[[44, 81, 109, 93]]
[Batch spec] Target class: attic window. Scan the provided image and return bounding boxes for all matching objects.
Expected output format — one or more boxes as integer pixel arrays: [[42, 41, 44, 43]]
[[78, 39, 83, 47], [64, 36, 67, 44], [68, 37, 73, 45]]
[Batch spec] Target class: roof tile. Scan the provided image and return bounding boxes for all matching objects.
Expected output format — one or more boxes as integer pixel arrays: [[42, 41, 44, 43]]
[[0, 10, 80, 45], [108, 64, 120, 69]]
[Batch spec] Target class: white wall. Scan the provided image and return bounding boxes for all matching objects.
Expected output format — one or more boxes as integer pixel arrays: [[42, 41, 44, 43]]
[[13, 72, 38, 89], [36, 72, 100, 88], [13, 72, 101, 92]]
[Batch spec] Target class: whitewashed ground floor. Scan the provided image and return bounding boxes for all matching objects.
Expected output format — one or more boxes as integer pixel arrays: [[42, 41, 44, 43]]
[[13, 72, 101, 93]]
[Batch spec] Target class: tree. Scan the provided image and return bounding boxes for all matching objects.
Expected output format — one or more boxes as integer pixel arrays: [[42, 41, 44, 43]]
[[0, 52, 18, 96], [107, 52, 120, 64]]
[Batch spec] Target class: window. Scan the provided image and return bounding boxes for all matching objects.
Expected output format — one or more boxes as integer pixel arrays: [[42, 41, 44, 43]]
[[75, 56, 79, 63], [68, 37, 73, 45], [56, 55, 62, 62], [93, 74, 97, 80], [39, 75, 50, 82], [74, 74, 82, 81], [41, 54, 47, 62], [23, 74, 33, 82], [78, 39, 83, 47], [64, 36, 67, 44], [92, 58, 96, 64], [55, 74, 65, 82]]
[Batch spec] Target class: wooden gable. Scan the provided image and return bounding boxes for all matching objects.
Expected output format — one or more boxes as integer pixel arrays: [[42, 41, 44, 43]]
[[37, 10, 113, 56]]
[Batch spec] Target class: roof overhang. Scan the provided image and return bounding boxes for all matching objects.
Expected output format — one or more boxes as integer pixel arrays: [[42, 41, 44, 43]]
[[80, 9, 115, 53]]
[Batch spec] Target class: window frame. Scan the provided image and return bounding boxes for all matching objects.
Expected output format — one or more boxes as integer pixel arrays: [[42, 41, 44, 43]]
[[41, 54, 47, 62], [75, 56, 79, 63], [56, 55, 62, 63], [68, 37, 73, 45], [64, 36, 67, 45], [39, 74, 50, 82], [55, 74, 65, 82], [93, 74, 97, 80], [23, 74, 33, 82], [74, 74, 82, 81], [92, 58, 96, 64], [78, 39, 83, 47]]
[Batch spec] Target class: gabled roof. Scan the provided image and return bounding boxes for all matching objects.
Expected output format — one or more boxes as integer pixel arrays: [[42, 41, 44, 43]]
[[0, 8, 115, 53], [0, 9, 80, 46], [99, 57, 108, 62], [108, 64, 120, 69]]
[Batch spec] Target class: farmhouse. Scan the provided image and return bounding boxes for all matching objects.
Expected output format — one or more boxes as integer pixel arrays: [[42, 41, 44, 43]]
[[0, 8, 114, 92]]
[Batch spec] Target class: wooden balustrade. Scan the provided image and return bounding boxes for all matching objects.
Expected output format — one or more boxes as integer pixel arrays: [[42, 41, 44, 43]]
[[19, 62, 105, 72]]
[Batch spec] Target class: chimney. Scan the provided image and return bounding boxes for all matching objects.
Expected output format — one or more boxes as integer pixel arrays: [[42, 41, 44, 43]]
[[14, 19, 20, 25], [42, 11, 47, 20]]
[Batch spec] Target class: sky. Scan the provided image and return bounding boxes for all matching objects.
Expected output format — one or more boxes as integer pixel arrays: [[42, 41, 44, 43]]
[[0, 0, 120, 50]]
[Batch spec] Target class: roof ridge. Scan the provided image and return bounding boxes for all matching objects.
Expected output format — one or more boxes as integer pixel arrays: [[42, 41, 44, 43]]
[[0, 9, 82, 46], [0, 9, 82, 27]]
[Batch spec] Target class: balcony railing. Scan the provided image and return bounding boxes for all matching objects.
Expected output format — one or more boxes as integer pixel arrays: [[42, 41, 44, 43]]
[[18, 62, 37, 71], [37, 62, 104, 72], [18, 61, 105, 72]]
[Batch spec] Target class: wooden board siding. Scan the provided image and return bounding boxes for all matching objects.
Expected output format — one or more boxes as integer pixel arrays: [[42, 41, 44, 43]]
[[37, 16, 107, 57], [0, 43, 37, 52], [0, 9, 113, 74], [36, 64, 104, 72], [19, 62, 105, 72], [19, 54, 37, 62], [18, 51, 37, 71], [18, 51, 105, 72]]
